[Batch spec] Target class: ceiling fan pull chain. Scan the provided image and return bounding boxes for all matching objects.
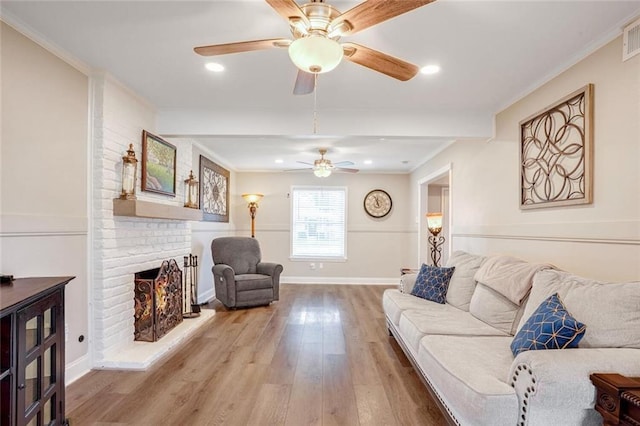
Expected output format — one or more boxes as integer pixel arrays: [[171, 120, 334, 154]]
[[313, 73, 318, 134]]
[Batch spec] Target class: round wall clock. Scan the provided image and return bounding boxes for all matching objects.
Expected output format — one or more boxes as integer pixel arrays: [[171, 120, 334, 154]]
[[364, 189, 392, 218]]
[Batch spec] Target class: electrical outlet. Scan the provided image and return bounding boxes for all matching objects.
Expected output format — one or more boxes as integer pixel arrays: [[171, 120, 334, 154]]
[[319, 263, 323, 269], [310, 263, 316, 270]]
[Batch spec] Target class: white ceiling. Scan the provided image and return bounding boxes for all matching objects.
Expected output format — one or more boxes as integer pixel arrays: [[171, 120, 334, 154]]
[[3, 0, 639, 173]]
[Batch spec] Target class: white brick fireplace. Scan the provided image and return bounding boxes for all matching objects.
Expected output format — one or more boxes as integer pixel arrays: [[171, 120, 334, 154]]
[[90, 75, 211, 369]]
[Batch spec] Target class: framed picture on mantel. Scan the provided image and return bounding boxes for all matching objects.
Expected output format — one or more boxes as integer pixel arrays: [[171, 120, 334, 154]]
[[199, 155, 229, 222], [141, 130, 177, 197]]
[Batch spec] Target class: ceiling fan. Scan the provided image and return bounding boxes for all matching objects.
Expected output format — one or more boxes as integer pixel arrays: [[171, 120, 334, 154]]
[[288, 148, 359, 177], [194, 0, 435, 95]]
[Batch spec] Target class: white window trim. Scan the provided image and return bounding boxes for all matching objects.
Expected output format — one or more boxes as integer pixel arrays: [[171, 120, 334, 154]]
[[289, 185, 348, 262]]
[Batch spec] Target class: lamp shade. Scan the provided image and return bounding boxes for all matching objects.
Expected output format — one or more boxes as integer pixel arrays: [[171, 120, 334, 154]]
[[288, 35, 343, 74], [242, 193, 263, 204], [426, 212, 443, 234]]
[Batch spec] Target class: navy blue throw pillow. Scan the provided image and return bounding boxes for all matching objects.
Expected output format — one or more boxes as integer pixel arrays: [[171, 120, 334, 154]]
[[410, 264, 456, 304], [511, 293, 586, 356]]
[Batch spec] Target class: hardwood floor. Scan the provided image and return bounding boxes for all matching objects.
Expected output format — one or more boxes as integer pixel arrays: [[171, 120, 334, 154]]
[[66, 285, 446, 425]]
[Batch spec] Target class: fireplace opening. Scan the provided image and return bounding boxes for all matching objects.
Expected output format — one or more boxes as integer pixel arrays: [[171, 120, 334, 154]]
[[134, 259, 183, 342]]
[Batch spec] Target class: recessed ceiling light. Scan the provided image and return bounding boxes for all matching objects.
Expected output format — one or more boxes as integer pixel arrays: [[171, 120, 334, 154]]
[[364, 160, 373, 165], [205, 62, 225, 72], [420, 64, 441, 75], [275, 159, 284, 164]]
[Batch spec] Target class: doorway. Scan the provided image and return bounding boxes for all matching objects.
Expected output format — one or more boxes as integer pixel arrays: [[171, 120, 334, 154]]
[[418, 164, 451, 266]]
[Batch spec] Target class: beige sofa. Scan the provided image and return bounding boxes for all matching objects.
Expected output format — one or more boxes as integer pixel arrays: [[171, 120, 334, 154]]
[[383, 251, 640, 426]]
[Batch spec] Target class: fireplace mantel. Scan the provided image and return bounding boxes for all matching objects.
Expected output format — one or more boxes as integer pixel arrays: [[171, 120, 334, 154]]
[[113, 199, 203, 221]]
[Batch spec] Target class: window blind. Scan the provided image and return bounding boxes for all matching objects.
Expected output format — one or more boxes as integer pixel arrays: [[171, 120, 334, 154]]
[[291, 186, 346, 259]]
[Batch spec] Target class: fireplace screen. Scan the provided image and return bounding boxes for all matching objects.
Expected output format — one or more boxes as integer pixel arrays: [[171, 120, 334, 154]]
[[134, 259, 183, 342]]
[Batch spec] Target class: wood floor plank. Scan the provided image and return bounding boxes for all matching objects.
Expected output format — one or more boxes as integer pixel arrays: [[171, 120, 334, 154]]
[[66, 285, 446, 426], [322, 354, 360, 426], [266, 323, 304, 385], [354, 384, 398, 426], [345, 338, 383, 386], [246, 383, 291, 426], [251, 313, 289, 365], [284, 342, 323, 426]]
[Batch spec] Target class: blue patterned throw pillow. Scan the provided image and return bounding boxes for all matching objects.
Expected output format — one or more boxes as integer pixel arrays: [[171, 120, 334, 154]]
[[511, 293, 586, 356], [410, 264, 455, 304]]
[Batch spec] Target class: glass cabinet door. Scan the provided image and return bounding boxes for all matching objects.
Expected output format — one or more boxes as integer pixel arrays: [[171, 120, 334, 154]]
[[16, 291, 63, 426], [1, 314, 13, 426]]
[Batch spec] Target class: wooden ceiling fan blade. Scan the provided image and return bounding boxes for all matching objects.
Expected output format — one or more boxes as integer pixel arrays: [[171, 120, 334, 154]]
[[333, 161, 354, 167], [342, 42, 418, 81], [293, 70, 315, 95], [331, 0, 435, 36], [194, 38, 290, 56], [296, 161, 315, 166], [265, 0, 310, 26]]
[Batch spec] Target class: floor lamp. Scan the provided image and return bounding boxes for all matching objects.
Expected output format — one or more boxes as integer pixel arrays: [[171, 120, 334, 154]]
[[242, 193, 263, 238], [426, 212, 445, 267]]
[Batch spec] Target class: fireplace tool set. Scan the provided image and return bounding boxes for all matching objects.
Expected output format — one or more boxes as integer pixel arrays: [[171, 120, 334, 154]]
[[183, 254, 201, 318]]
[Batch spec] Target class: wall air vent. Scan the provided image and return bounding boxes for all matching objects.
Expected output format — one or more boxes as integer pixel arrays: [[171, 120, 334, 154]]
[[622, 16, 640, 61]]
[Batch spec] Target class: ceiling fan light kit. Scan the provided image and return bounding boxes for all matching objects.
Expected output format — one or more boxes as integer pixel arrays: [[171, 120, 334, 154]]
[[313, 164, 332, 177], [288, 35, 343, 73]]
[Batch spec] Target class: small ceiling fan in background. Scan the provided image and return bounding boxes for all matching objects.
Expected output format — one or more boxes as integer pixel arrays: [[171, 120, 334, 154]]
[[287, 148, 359, 177], [194, 0, 435, 94]]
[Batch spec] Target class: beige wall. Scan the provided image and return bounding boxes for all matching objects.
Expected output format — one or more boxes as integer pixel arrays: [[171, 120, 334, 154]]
[[0, 21, 89, 374], [410, 36, 640, 281], [235, 171, 413, 282]]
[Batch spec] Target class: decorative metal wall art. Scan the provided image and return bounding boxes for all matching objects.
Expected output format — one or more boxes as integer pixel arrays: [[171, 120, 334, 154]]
[[199, 155, 229, 222], [519, 84, 593, 209]]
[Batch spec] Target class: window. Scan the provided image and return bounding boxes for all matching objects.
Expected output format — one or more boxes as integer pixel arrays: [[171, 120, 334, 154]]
[[291, 186, 347, 260]]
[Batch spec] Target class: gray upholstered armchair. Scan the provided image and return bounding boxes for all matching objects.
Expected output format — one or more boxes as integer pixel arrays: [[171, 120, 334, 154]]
[[211, 237, 283, 309]]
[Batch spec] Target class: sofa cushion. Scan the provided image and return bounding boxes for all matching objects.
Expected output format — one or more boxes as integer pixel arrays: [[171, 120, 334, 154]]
[[410, 264, 455, 304], [474, 255, 553, 305], [518, 269, 640, 349], [417, 335, 519, 426], [469, 283, 521, 335], [444, 251, 486, 311], [383, 289, 452, 326], [398, 307, 508, 354], [511, 293, 586, 356]]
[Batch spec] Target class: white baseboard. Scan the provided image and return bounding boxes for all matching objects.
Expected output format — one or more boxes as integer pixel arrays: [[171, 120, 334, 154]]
[[65, 353, 91, 385], [281, 276, 398, 285], [197, 287, 215, 304]]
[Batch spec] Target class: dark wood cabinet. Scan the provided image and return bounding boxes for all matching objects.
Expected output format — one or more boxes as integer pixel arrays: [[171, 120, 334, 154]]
[[591, 373, 640, 426], [0, 277, 74, 426]]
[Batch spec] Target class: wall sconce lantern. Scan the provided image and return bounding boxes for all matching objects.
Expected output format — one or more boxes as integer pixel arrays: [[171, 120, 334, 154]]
[[120, 144, 138, 200], [184, 170, 199, 209], [242, 193, 264, 238], [426, 212, 445, 267]]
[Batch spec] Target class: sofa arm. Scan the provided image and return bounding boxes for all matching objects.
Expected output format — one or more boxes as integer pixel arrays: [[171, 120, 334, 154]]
[[508, 348, 640, 425], [400, 273, 418, 293]]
